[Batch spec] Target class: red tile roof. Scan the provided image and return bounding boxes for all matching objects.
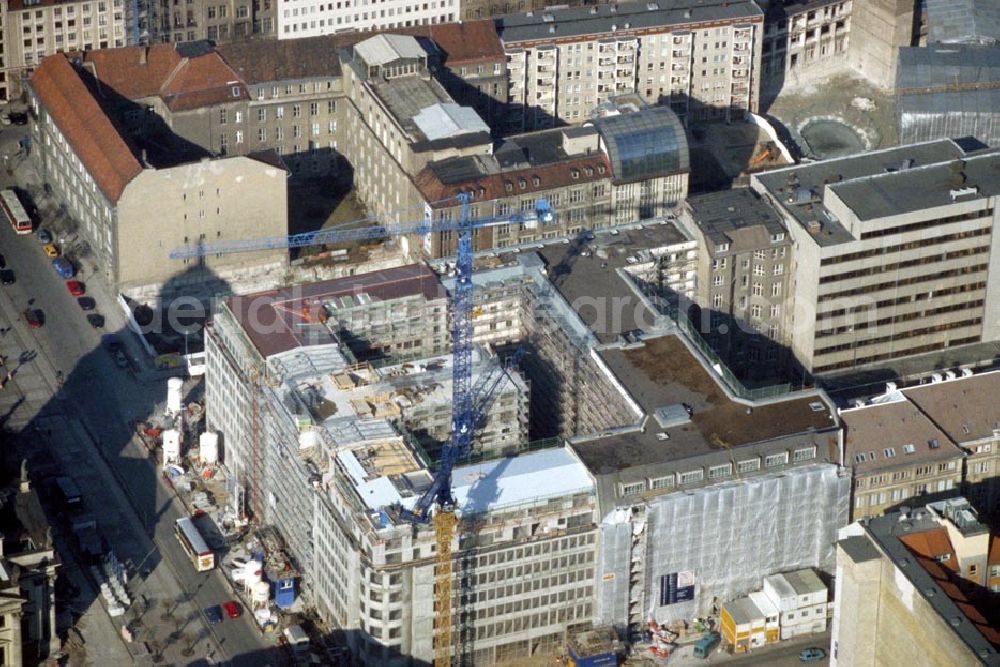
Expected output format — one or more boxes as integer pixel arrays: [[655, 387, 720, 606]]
[[420, 21, 505, 65], [81, 44, 247, 111], [414, 154, 612, 207], [31, 55, 142, 204]]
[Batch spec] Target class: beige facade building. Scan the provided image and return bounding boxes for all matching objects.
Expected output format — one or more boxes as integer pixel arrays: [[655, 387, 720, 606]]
[[832, 500, 1000, 666], [759, 0, 852, 87], [680, 188, 794, 381], [0, 0, 128, 100], [752, 139, 1000, 376], [29, 50, 288, 300], [497, 0, 764, 132], [840, 387, 965, 521]]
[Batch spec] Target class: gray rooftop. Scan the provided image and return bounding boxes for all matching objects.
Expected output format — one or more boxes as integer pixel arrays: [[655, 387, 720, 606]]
[[685, 188, 787, 247], [897, 45, 1000, 91], [412, 102, 490, 141], [497, 0, 762, 44], [370, 76, 490, 147], [354, 34, 427, 67], [752, 139, 966, 247], [927, 0, 1000, 46], [838, 534, 881, 564], [829, 151, 1000, 222], [864, 507, 1000, 662]]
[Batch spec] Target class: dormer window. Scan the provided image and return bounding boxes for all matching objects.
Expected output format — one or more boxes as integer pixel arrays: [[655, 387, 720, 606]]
[[532, 176, 540, 186], [571, 169, 580, 179], [597, 164, 606, 174], [585, 166, 594, 176], [505, 181, 513, 193], [716, 242, 730, 253], [231, 86, 241, 97], [518, 178, 527, 189]]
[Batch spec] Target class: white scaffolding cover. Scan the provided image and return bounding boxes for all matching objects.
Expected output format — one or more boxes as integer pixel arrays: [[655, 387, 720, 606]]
[[596, 464, 849, 628]]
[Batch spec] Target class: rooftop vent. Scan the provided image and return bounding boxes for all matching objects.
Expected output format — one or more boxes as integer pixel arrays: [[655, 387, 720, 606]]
[[653, 404, 692, 429], [647, 2, 659, 9], [806, 220, 822, 234], [589, 6, 597, 13], [543, 13, 554, 22]]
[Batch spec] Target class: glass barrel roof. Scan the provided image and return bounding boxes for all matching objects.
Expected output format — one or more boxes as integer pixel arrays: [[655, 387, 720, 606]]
[[595, 106, 689, 184]]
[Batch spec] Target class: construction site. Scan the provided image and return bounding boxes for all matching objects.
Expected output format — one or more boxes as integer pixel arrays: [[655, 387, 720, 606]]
[[202, 221, 850, 665]]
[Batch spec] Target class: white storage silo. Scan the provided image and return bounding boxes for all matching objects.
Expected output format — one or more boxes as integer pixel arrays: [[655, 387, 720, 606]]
[[252, 580, 270, 604], [200, 432, 219, 465], [167, 377, 184, 414], [162, 429, 181, 463]]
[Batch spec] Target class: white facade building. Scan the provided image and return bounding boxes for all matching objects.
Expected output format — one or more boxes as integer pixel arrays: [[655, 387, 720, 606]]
[[276, 0, 456, 39]]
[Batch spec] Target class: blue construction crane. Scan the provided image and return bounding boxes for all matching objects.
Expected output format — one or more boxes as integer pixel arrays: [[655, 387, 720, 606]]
[[171, 193, 552, 516]]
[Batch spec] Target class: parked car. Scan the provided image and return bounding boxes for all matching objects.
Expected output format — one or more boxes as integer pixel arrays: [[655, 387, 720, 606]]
[[7, 112, 27, 126], [43, 244, 59, 258], [36, 228, 52, 244], [0, 270, 15, 285], [23, 309, 43, 328], [222, 600, 241, 619], [204, 605, 223, 625], [66, 280, 85, 296], [86, 314, 105, 329], [799, 648, 827, 662], [52, 257, 74, 279], [77, 297, 96, 311]]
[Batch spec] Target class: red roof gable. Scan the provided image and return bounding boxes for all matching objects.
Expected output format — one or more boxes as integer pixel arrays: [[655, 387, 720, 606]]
[[31, 55, 143, 204]]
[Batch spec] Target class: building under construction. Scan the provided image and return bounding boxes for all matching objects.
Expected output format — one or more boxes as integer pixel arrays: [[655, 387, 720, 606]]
[[205, 222, 850, 664]]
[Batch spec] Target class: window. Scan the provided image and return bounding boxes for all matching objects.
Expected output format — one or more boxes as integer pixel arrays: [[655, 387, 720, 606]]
[[328, 100, 337, 114], [713, 293, 723, 308], [750, 304, 762, 318], [773, 264, 784, 276], [650, 475, 674, 491], [969, 564, 978, 577], [257, 108, 266, 122], [293, 104, 301, 118], [219, 108, 227, 124], [765, 452, 789, 467], [737, 458, 760, 473], [716, 243, 730, 252], [276, 106, 285, 119], [713, 275, 724, 286], [770, 304, 780, 318], [234, 111, 243, 123], [257, 128, 266, 142], [712, 257, 727, 270], [883, 447, 896, 458], [752, 282, 763, 296], [708, 463, 732, 479], [235, 130, 244, 144], [771, 232, 785, 243], [679, 469, 704, 484], [902, 444, 915, 455], [753, 264, 765, 276], [620, 481, 645, 496], [793, 447, 815, 462]]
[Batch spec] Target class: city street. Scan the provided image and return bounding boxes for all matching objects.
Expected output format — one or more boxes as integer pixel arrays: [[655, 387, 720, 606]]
[[0, 125, 280, 664]]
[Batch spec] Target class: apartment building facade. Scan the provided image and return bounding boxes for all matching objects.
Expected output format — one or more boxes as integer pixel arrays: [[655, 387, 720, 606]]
[[752, 140, 1000, 376], [681, 188, 794, 381], [498, 0, 764, 132], [0, 0, 127, 100], [759, 0, 852, 87], [840, 389, 965, 521]]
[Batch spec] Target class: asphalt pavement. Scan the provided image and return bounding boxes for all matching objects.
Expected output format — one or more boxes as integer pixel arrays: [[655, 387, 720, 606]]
[[0, 131, 280, 664]]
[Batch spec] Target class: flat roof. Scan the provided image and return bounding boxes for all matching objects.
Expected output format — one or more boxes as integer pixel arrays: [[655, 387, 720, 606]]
[[497, 0, 763, 45], [537, 222, 691, 344], [685, 188, 787, 247], [571, 335, 837, 472], [829, 151, 1000, 221], [225, 264, 446, 359], [369, 75, 491, 149], [752, 140, 966, 247], [926, 0, 1000, 45], [451, 446, 594, 515], [724, 596, 764, 625]]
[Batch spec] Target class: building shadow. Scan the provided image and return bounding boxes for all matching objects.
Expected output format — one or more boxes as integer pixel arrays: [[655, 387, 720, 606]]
[[0, 258, 307, 663]]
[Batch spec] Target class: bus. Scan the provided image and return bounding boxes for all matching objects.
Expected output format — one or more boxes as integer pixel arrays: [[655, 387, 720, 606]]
[[0, 189, 31, 234], [174, 517, 215, 572]]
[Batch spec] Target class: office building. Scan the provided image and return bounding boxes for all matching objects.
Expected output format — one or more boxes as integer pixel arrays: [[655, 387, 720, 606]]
[[751, 139, 1000, 376]]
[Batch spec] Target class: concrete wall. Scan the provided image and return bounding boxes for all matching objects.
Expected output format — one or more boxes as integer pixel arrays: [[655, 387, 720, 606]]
[[115, 156, 289, 295], [848, 0, 918, 89]]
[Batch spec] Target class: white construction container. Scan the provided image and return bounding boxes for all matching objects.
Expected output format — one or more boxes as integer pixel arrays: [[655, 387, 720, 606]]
[[162, 429, 181, 464], [200, 431, 219, 464], [244, 560, 264, 587], [167, 377, 184, 413], [252, 580, 270, 603]]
